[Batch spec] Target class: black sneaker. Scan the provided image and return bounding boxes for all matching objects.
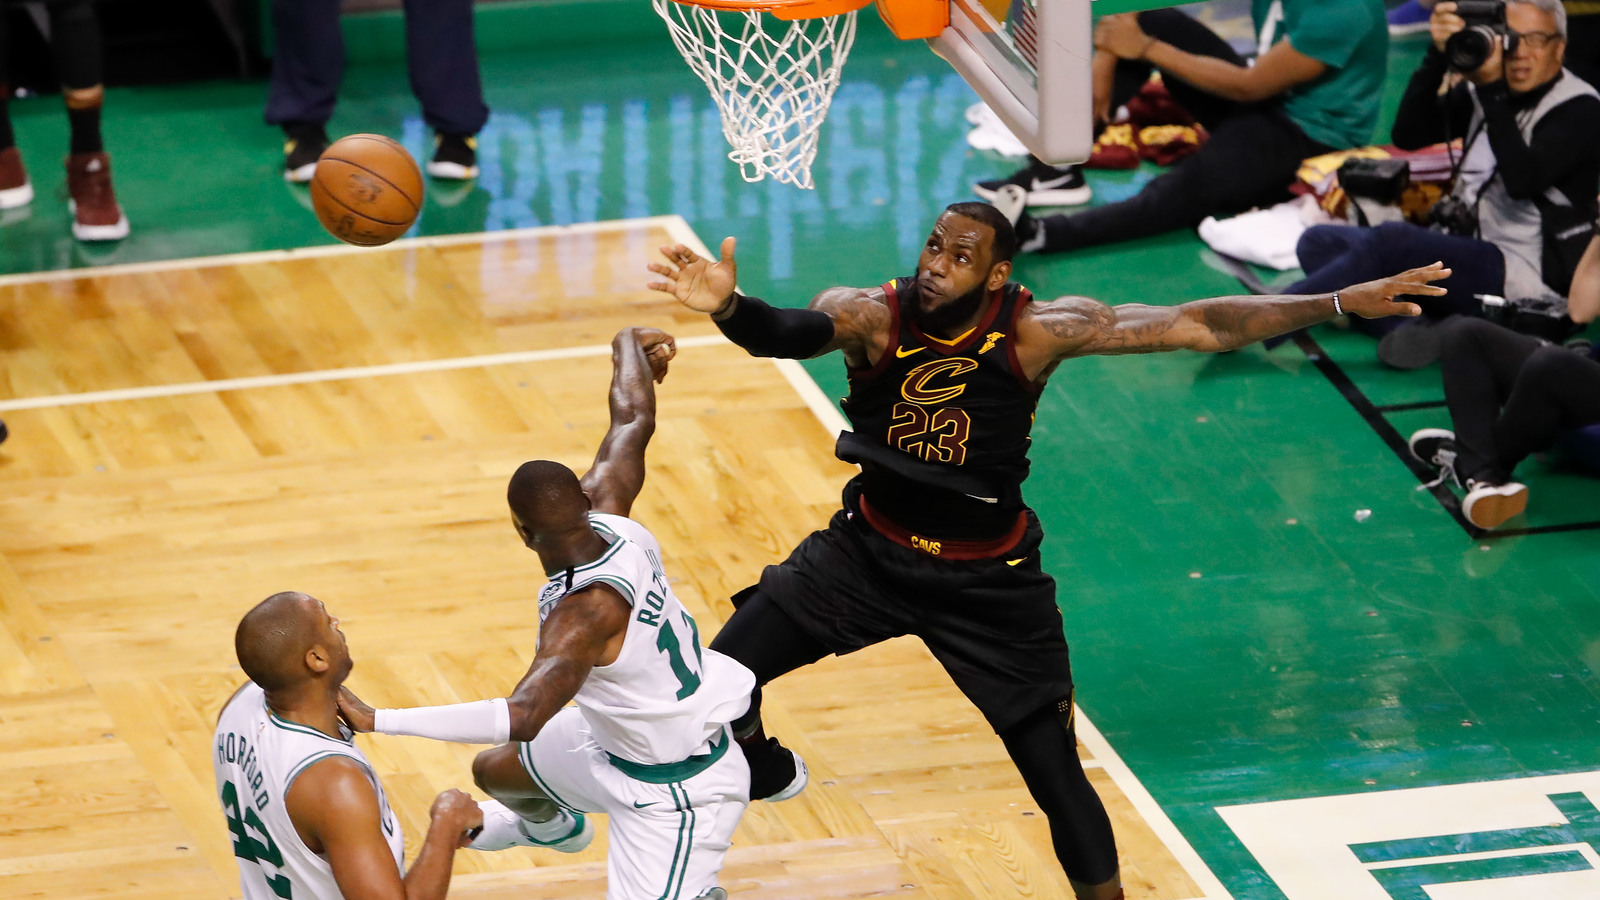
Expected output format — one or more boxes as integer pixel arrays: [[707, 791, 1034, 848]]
[[283, 123, 329, 183], [1409, 427, 1460, 488], [974, 158, 1090, 206], [428, 133, 479, 180], [991, 184, 1048, 253], [1377, 317, 1445, 370], [744, 736, 809, 802]]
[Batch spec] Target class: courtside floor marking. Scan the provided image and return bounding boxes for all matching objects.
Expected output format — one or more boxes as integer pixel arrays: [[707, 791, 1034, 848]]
[[0, 334, 730, 412], [663, 215, 1235, 900]]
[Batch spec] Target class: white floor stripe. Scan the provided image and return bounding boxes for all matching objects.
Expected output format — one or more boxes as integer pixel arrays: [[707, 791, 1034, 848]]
[[660, 213, 1233, 900], [0, 215, 688, 288], [0, 334, 730, 413]]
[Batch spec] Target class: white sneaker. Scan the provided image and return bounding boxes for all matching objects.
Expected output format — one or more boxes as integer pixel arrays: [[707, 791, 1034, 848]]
[[1462, 480, 1528, 530], [468, 799, 593, 853]]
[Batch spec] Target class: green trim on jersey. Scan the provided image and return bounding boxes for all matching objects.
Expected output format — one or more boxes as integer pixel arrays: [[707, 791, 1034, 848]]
[[283, 750, 364, 795], [606, 730, 729, 784], [570, 533, 627, 574], [266, 702, 354, 745], [576, 573, 636, 606]]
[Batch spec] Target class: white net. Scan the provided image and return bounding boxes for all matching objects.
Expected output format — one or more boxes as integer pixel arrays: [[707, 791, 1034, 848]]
[[652, 0, 859, 189]]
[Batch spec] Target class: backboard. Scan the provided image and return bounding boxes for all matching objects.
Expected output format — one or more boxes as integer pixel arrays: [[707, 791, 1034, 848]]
[[926, 0, 1093, 165]]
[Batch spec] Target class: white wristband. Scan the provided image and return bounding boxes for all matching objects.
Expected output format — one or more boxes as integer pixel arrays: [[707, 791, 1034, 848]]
[[1332, 291, 1343, 316], [374, 697, 512, 745]]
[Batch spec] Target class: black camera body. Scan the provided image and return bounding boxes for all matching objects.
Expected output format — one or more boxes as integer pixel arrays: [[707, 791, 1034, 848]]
[[1430, 195, 1480, 236], [1446, 0, 1517, 72]]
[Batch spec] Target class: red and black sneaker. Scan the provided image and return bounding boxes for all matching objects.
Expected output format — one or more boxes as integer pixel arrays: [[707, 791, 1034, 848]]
[[66, 151, 129, 241]]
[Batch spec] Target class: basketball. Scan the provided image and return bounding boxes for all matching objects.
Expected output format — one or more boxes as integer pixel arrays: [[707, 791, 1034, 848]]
[[309, 134, 424, 246]]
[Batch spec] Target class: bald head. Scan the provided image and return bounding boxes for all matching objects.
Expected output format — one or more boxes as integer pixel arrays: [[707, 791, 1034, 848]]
[[507, 460, 589, 540], [235, 591, 344, 693]]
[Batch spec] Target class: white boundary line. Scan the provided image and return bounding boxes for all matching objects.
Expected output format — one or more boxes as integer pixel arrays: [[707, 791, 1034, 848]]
[[659, 214, 1233, 900], [0, 215, 689, 288], [0, 334, 731, 413]]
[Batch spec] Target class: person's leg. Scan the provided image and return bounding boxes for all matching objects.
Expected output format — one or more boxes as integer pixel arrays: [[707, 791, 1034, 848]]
[[265, 0, 343, 128], [914, 514, 1115, 899], [708, 587, 832, 799], [48, 1, 124, 240], [1125, 8, 1249, 129], [1000, 702, 1121, 900], [402, 0, 488, 178], [1437, 317, 1544, 483], [0, 5, 28, 211], [1032, 110, 1314, 252], [1292, 225, 1370, 282], [1491, 346, 1600, 474], [469, 707, 598, 849]]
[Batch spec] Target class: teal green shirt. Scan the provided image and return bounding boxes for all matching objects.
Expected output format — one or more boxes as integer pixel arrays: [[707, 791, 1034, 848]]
[[1252, 0, 1389, 149]]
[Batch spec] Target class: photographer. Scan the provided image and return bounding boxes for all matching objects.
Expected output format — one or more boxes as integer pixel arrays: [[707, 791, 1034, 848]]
[[1282, 0, 1600, 366]]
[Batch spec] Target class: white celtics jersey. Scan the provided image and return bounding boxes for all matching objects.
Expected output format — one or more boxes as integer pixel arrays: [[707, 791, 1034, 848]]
[[537, 512, 755, 766], [213, 682, 404, 900]]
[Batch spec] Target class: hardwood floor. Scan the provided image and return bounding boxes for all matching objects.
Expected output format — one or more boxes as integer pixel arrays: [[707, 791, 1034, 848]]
[[0, 218, 1214, 899]]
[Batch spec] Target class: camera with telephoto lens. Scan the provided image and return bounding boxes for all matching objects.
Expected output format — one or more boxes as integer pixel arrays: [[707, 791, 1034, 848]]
[[1446, 1, 1516, 72], [1429, 195, 1479, 236]]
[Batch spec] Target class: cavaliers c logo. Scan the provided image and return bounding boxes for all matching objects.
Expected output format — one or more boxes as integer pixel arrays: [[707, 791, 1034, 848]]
[[900, 358, 978, 406]]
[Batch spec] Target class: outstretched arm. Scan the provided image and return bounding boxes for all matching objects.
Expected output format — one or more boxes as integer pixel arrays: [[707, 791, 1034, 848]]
[[581, 327, 675, 517], [338, 585, 631, 745], [646, 237, 889, 367], [1020, 264, 1449, 364]]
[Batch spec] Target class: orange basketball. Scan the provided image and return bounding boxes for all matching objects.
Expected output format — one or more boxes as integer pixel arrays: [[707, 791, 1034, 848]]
[[309, 134, 424, 246]]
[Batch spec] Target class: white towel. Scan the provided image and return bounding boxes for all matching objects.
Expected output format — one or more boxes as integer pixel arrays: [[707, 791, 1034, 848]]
[[964, 102, 1032, 158], [1198, 196, 1339, 271]]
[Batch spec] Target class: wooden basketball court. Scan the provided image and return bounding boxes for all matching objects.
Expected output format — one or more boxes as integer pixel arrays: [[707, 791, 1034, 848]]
[[0, 217, 1224, 899]]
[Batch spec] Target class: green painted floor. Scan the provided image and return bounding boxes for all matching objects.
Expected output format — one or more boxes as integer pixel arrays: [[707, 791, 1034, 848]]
[[4, 5, 1599, 898]]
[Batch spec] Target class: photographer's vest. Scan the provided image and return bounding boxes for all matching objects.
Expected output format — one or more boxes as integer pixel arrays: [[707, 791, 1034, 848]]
[[1458, 70, 1600, 301]]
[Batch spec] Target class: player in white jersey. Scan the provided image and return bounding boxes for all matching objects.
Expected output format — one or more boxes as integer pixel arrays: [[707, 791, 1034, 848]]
[[215, 591, 482, 900], [338, 327, 756, 900]]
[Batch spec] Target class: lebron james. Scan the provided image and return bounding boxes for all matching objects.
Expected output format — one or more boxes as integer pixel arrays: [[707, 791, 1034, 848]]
[[648, 203, 1447, 900]]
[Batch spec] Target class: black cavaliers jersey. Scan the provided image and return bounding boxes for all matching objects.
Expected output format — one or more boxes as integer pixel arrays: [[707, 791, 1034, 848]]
[[837, 275, 1040, 540]]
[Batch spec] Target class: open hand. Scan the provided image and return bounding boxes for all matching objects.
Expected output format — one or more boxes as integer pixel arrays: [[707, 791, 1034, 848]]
[[1339, 262, 1451, 319], [336, 686, 376, 733], [647, 237, 738, 315]]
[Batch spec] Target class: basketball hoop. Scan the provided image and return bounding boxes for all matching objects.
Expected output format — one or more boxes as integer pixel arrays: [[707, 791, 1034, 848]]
[[652, 0, 877, 189]]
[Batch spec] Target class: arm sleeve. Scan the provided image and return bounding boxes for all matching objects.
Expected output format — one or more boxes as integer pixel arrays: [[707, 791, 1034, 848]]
[[1391, 46, 1474, 149], [1482, 92, 1600, 201], [714, 294, 836, 359], [374, 698, 511, 745]]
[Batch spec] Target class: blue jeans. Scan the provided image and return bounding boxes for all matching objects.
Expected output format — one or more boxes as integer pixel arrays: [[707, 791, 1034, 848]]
[[1287, 222, 1506, 337]]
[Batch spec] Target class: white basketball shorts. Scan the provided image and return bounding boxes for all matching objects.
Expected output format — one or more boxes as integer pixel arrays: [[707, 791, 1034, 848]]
[[518, 707, 749, 900]]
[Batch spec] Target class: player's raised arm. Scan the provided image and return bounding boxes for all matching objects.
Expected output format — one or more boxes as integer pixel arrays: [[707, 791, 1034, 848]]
[[580, 327, 675, 517], [1021, 263, 1450, 361], [647, 237, 890, 368], [287, 758, 480, 900], [338, 583, 629, 745]]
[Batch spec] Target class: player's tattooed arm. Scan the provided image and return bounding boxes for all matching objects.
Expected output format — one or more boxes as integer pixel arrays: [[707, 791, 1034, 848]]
[[503, 585, 632, 743], [289, 758, 480, 900], [1020, 263, 1450, 363], [809, 286, 894, 368], [583, 328, 675, 518]]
